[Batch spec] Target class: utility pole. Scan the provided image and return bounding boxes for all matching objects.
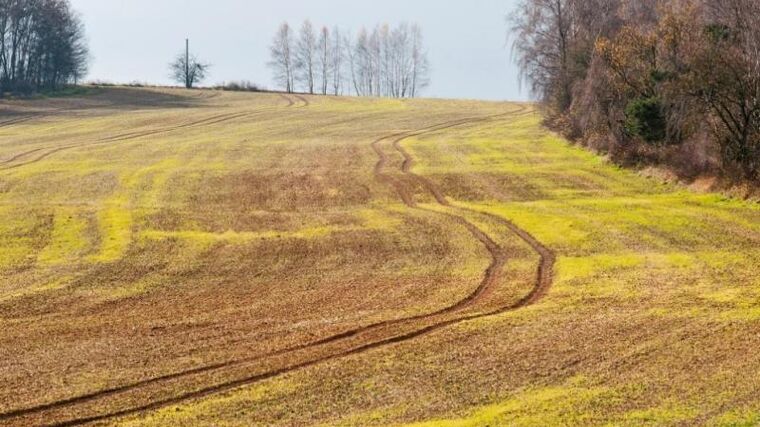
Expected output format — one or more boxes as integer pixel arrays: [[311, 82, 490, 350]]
[[185, 38, 190, 88]]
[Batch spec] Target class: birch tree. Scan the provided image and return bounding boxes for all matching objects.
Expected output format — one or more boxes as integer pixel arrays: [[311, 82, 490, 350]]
[[295, 20, 317, 94], [409, 24, 430, 98], [318, 26, 330, 95], [268, 22, 294, 93], [331, 26, 343, 95]]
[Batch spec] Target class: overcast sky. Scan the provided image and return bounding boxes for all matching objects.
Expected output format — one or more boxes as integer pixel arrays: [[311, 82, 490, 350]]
[[69, 0, 526, 101]]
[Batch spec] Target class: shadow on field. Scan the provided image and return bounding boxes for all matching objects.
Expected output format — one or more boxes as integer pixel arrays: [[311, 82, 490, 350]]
[[80, 87, 211, 110], [0, 87, 210, 120]]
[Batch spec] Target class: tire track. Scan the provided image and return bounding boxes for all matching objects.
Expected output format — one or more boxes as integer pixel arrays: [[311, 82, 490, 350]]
[[279, 94, 295, 107], [0, 96, 299, 171], [388, 110, 555, 305], [293, 94, 310, 107], [0, 114, 40, 128], [0, 106, 552, 427], [3, 110, 528, 424], [1, 110, 265, 167], [0, 113, 524, 426]]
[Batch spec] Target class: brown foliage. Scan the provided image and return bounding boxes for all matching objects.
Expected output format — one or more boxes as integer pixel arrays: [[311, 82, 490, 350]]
[[512, 0, 760, 182]]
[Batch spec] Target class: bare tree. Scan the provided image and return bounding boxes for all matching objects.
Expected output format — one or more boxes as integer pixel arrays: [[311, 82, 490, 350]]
[[268, 22, 295, 93], [409, 24, 430, 98], [318, 26, 330, 95], [369, 26, 382, 96], [387, 23, 408, 98], [344, 30, 361, 96], [295, 20, 317, 94], [695, 0, 760, 179], [352, 28, 370, 96], [169, 39, 210, 89], [331, 26, 343, 95], [511, 0, 576, 111]]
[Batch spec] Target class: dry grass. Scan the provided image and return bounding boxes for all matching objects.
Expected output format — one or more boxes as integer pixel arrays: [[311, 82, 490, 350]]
[[0, 87, 758, 426]]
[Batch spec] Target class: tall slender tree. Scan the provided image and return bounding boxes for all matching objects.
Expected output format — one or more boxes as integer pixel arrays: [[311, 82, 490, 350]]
[[295, 20, 317, 94], [331, 26, 343, 95], [409, 24, 429, 98], [268, 22, 295, 93], [511, 0, 576, 111], [318, 26, 330, 95]]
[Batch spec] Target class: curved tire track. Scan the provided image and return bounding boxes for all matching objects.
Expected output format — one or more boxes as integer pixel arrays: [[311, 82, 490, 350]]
[[0, 113, 521, 425], [388, 110, 555, 305], [0, 105, 553, 427]]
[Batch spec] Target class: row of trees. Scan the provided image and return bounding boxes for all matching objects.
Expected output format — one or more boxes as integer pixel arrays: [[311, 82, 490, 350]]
[[511, 0, 760, 181], [0, 0, 88, 95], [269, 21, 430, 98]]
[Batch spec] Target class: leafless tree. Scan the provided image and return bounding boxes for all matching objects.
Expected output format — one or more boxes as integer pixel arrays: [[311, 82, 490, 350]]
[[169, 39, 210, 89], [387, 23, 408, 98], [331, 26, 343, 95], [295, 20, 317, 94], [344, 30, 361, 96], [318, 26, 330, 95], [696, 0, 760, 179], [351, 27, 370, 96], [409, 23, 430, 98], [268, 22, 294, 93], [510, 0, 576, 112], [369, 26, 382, 96]]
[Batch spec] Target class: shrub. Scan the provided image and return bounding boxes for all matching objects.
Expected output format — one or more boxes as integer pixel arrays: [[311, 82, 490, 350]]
[[215, 81, 263, 92], [624, 97, 667, 144]]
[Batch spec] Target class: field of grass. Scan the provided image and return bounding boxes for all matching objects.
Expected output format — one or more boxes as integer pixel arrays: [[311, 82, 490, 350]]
[[0, 87, 758, 426]]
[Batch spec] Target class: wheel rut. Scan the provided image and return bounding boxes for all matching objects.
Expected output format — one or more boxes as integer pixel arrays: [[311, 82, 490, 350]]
[[0, 105, 554, 427], [0, 114, 40, 127], [0, 95, 303, 170]]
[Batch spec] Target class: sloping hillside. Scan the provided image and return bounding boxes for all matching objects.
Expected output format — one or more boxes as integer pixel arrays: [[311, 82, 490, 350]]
[[0, 88, 758, 426]]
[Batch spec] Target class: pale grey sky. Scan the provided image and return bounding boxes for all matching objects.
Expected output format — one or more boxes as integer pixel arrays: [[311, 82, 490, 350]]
[[70, 0, 526, 101]]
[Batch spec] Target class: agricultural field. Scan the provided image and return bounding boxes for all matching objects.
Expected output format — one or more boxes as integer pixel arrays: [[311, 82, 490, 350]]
[[0, 87, 759, 426]]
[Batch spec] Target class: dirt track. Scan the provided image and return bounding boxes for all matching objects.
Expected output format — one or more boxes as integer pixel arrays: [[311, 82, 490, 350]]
[[0, 100, 554, 426]]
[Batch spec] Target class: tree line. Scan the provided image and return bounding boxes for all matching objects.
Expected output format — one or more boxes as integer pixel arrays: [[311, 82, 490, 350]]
[[269, 21, 430, 98], [0, 0, 88, 95], [511, 0, 760, 181]]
